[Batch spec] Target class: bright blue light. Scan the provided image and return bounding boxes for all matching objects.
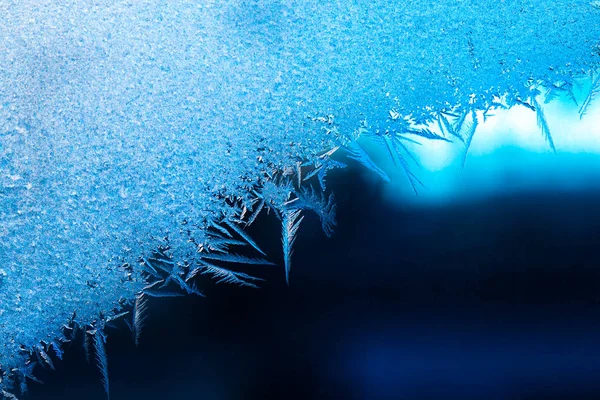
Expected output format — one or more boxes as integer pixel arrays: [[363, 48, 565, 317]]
[[373, 89, 600, 207]]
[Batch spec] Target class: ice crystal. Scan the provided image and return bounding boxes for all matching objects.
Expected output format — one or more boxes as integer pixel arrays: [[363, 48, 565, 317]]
[[1, 1, 600, 398]]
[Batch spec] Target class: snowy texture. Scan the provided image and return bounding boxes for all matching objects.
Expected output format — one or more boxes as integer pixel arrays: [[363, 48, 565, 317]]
[[1, 0, 600, 397]]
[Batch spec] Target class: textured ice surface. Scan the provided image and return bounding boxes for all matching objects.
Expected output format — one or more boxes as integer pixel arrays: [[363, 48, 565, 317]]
[[1, 0, 600, 393]]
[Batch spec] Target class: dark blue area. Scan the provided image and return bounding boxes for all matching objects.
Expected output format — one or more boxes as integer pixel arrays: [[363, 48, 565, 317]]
[[28, 168, 600, 400]]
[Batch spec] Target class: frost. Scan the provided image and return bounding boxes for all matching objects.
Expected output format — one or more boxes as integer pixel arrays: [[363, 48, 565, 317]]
[[1, 0, 600, 398], [579, 72, 600, 119], [281, 208, 304, 286], [93, 327, 110, 400], [132, 294, 147, 347]]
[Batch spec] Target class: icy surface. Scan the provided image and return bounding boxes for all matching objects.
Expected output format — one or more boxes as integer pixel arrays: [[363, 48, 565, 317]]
[[1, 0, 599, 377]]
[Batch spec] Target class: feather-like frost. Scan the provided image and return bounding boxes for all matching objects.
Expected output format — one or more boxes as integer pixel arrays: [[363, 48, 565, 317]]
[[544, 85, 561, 104], [94, 330, 110, 400], [224, 219, 266, 256], [133, 294, 147, 347], [245, 199, 265, 227], [106, 311, 129, 324], [139, 259, 162, 279], [35, 345, 55, 370], [461, 109, 479, 170], [199, 260, 263, 289], [203, 236, 247, 253], [343, 141, 391, 182], [438, 113, 464, 142], [208, 220, 233, 238], [383, 134, 424, 194], [142, 290, 185, 298], [282, 208, 304, 285], [452, 109, 469, 133], [199, 253, 275, 265], [84, 329, 92, 364], [317, 159, 346, 191], [579, 73, 600, 119], [294, 187, 337, 238], [404, 127, 452, 142], [50, 342, 63, 361], [531, 96, 556, 152], [2, 390, 18, 400]]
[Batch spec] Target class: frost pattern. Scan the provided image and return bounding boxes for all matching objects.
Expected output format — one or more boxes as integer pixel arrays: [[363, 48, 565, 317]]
[[1, 1, 600, 398]]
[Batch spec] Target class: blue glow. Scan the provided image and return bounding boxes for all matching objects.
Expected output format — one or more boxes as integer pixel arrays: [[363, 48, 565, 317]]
[[373, 89, 600, 207], [340, 320, 600, 399]]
